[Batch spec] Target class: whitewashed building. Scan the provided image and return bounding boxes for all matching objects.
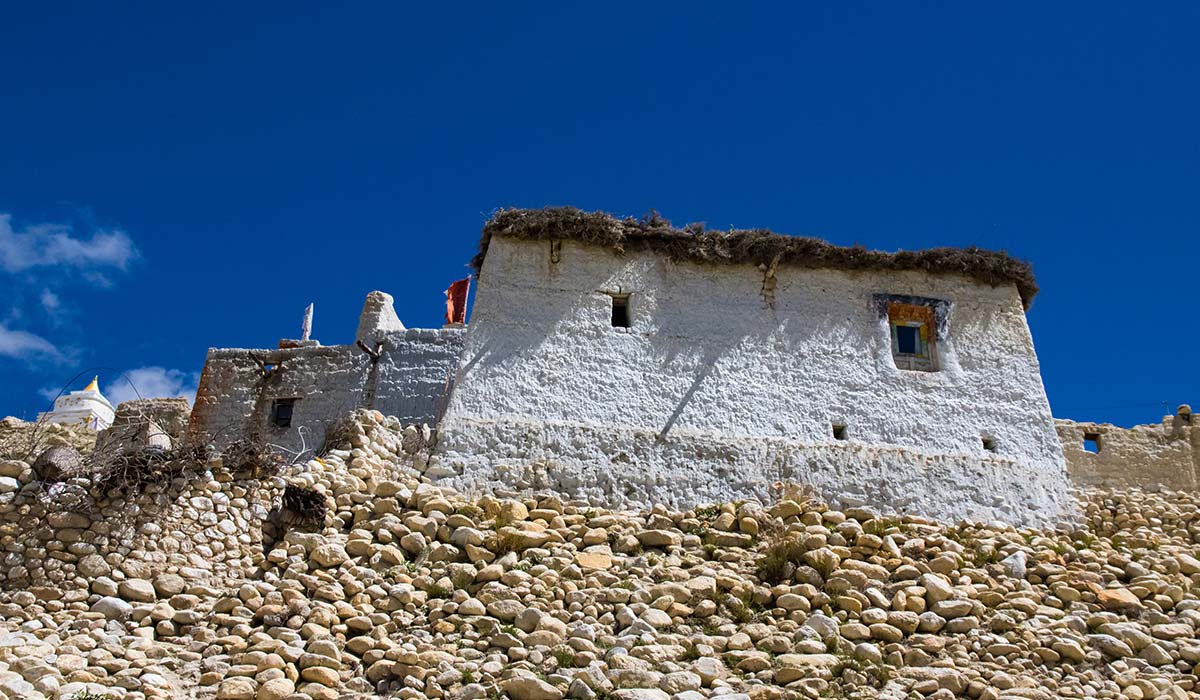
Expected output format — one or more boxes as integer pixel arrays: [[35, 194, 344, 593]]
[[430, 208, 1073, 525], [37, 376, 115, 430]]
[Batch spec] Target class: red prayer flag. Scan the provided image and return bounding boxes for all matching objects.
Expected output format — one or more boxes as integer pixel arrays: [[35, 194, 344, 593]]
[[445, 276, 471, 324]]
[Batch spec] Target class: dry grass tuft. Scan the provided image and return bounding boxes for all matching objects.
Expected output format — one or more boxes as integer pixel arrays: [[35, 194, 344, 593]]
[[755, 535, 808, 583]]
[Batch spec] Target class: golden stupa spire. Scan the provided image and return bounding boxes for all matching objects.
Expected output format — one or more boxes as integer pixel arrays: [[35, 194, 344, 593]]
[[83, 376, 99, 392]]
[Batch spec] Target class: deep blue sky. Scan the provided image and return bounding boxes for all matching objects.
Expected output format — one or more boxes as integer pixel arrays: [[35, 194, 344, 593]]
[[1, 3, 1196, 427]]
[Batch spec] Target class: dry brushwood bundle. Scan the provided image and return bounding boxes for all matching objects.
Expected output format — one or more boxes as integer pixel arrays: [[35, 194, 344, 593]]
[[318, 413, 359, 455], [280, 484, 328, 526], [91, 448, 187, 492], [222, 439, 284, 478]]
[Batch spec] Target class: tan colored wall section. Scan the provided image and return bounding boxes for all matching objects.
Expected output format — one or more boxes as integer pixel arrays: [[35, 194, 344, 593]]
[[1056, 413, 1199, 490]]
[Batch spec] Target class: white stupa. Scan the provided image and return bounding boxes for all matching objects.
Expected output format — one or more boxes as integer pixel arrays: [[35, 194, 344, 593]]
[[37, 376, 115, 430]]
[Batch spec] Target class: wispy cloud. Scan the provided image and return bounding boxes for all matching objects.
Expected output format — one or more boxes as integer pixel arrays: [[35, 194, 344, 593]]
[[38, 288, 65, 322], [0, 211, 138, 370], [39, 289, 60, 313], [104, 366, 200, 406], [0, 214, 138, 275], [0, 324, 60, 361]]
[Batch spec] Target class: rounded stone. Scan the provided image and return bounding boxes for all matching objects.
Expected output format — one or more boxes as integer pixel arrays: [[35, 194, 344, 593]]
[[257, 678, 296, 700], [216, 677, 258, 700]]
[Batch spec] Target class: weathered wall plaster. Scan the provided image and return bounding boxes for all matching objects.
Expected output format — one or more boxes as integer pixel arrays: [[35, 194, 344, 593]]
[[432, 238, 1074, 525], [187, 293, 464, 457], [1057, 411, 1199, 490]]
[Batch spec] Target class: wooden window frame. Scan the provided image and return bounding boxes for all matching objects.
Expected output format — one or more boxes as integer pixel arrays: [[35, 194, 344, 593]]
[[887, 302, 938, 372]]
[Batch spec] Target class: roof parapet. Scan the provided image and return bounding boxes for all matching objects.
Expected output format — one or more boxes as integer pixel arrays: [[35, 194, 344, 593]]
[[357, 290, 406, 345]]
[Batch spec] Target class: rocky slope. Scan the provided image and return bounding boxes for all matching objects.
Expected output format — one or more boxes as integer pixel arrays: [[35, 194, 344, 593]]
[[0, 412, 1197, 699]]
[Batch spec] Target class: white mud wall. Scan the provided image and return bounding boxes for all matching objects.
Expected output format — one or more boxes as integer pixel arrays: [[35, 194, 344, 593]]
[[432, 238, 1073, 526]]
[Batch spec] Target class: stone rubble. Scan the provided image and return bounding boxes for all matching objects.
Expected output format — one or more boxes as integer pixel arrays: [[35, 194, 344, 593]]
[[0, 411, 1196, 699]]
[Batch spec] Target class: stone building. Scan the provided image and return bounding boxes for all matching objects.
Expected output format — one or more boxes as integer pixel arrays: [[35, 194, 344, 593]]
[[187, 291, 465, 456], [186, 207, 1085, 525], [36, 376, 115, 430], [1057, 405, 1198, 490], [430, 208, 1074, 525]]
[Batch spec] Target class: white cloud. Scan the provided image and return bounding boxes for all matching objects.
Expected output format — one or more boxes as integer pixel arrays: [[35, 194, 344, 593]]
[[0, 213, 138, 275], [38, 288, 65, 322], [0, 324, 60, 361], [104, 367, 200, 406], [39, 289, 60, 313]]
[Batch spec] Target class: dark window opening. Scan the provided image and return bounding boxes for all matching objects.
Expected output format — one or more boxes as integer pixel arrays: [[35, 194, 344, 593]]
[[271, 398, 296, 428], [610, 294, 630, 328], [982, 436, 997, 452], [1083, 432, 1101, 454], [895, 326, 919, 354], [832, 423, 848, 441]]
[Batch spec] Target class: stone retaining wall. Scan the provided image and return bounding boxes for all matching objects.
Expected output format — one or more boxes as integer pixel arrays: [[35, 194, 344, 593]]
[[0, 457, 275, 592], [0, 409, 432, 596]]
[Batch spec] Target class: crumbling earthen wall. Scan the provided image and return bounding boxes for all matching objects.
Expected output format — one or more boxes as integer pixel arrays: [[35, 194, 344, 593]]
[[0, 417, 96, 462], [1057, 413, 1199, 490], [102, 398, 191, 442], [433, 237, 1073, 526], [188, 328, 464, 457], [95, 397, 192, 456]]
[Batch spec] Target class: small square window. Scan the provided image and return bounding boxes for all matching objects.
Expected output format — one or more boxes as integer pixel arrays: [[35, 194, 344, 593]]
[[982, 436, 998, 452], [610, 294, 630, 328], [271, 398, 296, 428], [1083, 432, 1101, 453], [832, 423, 848, 440]]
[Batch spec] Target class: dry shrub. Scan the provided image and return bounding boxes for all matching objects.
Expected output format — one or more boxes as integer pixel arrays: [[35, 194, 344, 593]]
[[475, 207, 1039, 309], [91, 442, 209, 492], [222, 439, 283, 478], [755, 535, 807, 583], [319, 413, 359, 455], [489, 528, 526, 555]]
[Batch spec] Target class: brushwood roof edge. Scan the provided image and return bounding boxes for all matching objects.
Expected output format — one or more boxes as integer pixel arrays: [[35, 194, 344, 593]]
[[472, 207, 1038, 309]]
